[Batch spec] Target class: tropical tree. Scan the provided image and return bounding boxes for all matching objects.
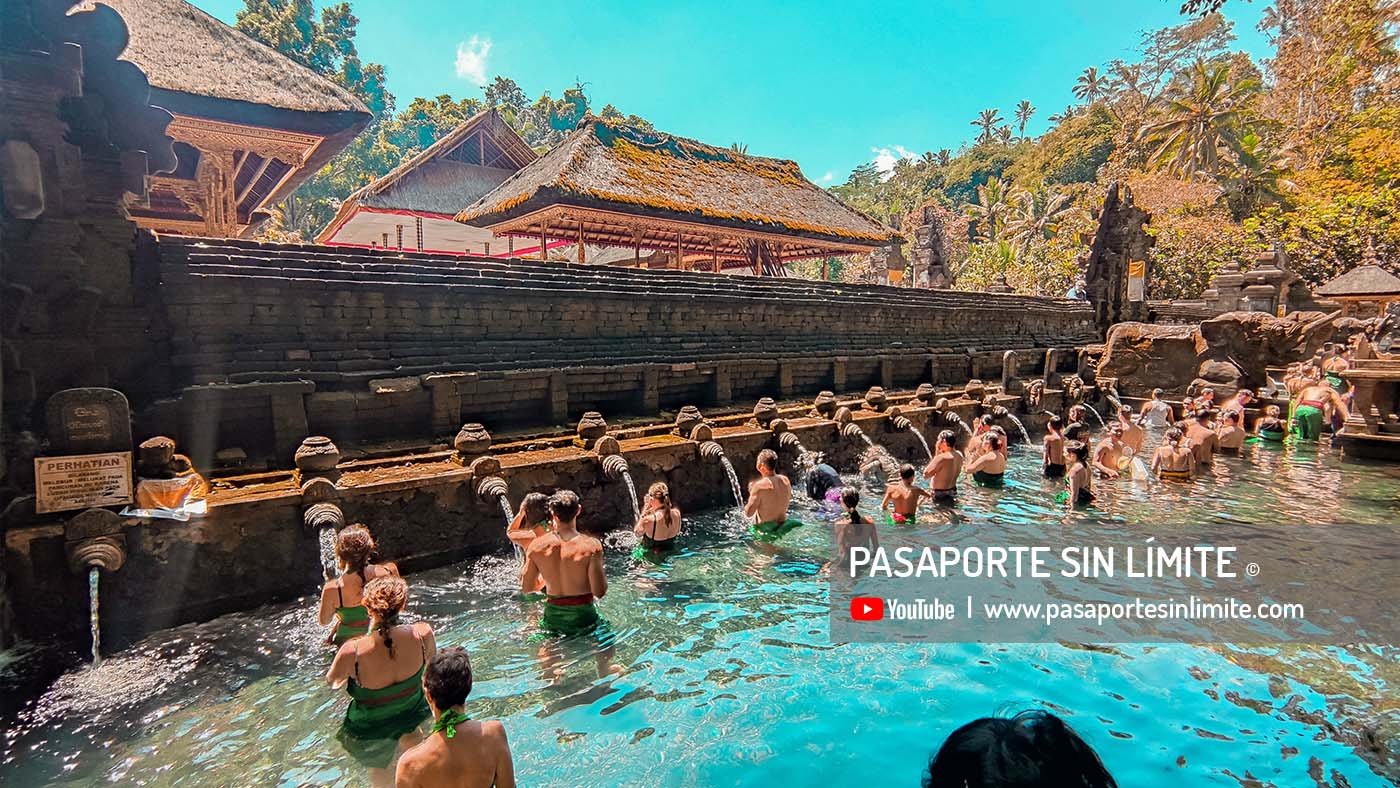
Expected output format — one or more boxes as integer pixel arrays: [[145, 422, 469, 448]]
[[1073, 66, 1108, 103], [1014, 100, 1036, 139], [971, 108, 1004, 144], [995, 125, 1014, 145], [1049, 105, 1078, 124], [1139, 59, 1260, 180], [937, 149, 953, 167], [965, 176, 1012, 242], [1006, 186, 1075, 251], [1218, 131, 1296, 219], [729, 142, 749, 155]]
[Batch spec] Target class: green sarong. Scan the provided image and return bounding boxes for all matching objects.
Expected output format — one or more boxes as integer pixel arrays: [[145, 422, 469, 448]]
[[1293, 404, 1325, 440], [334, 605, 369, 644], [750, 518, 805, 541], [1257, 426, 1285, 443], [338, 666, 430, 768], [541, 600, 602, 637]]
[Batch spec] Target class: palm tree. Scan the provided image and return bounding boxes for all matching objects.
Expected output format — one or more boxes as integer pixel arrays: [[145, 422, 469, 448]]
[[1014, 100, 1035, 139], [1073, 67, 1107, 104], [1048, 105, 1077, 124], [1139, 59, 1260, 181], [971, 108, 1004, 144], [1006, 186, 1074, 251], [729, 142, 749, 155], [936, 149, 952, 167], [1218, 131, 1295, 219], [964, 176, 1011, 242], [994, 125, 1014, 145]]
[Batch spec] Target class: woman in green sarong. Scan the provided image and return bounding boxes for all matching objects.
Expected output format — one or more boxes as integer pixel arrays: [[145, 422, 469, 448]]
[[318, 525, 399, 645], [327, 575, 435, 781]]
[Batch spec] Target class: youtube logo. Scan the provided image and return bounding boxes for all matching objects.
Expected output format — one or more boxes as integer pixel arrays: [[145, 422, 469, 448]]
[[850, 597, 884, 621]]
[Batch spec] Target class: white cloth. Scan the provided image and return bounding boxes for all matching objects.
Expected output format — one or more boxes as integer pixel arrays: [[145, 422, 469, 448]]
[[1141, 400, 1173, 427]]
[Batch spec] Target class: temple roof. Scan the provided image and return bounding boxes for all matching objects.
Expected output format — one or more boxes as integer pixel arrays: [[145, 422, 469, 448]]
[[86, 0, 369, 125], [456, 117, 897, 250], [1316, 264, 1400, 297]]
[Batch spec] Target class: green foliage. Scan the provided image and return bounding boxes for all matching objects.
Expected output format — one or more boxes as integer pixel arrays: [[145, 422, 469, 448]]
[[1005, 104, 1119, 186], [1245, 191, 1400, 286]]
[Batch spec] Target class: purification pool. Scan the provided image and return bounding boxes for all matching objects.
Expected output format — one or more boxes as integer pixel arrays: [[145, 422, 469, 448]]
[[2, 438, 1397, 786]]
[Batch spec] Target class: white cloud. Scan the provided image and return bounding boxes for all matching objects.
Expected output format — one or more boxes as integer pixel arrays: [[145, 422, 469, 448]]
[[454, 36, 493, 86], [819, 171, 834, 183], [870, 145, 918, 180]]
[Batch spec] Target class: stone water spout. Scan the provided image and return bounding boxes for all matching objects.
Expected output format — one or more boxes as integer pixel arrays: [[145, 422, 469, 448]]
[[600, 453, 630, 481], [475, 475, 509, 504], [698, 440, 726, 461], [840, 421, 867, 442], [697, 440, 744, 507], [304, 501, 345, 581], [888, 406, 913, 433], [65, 508, 128, 664]]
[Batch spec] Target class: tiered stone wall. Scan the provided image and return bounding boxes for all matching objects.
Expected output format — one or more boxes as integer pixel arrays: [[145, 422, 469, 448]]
[[139, 237, 1096, 466]]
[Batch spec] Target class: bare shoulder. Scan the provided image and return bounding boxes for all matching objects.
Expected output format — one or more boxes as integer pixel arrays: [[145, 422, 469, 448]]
[[482, 719, 508, 739], [751, 476, 774, 490], [527, 532, 561, 554], [395, 743, 428, 784]]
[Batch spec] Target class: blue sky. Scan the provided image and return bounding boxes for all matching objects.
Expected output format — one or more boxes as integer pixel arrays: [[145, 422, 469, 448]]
[[194, 0, 1270, 184]]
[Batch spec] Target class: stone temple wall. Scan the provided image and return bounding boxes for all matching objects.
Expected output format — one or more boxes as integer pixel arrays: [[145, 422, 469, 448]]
[[129, 236, 1096, 468]]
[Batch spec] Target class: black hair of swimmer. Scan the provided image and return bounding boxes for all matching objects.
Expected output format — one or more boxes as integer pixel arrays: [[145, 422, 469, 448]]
[[424, 646, 474, 710], [806, 463, 841, 500], [518, 492, 549, 524], [979, 414, 994, 426], [937, 429, 957, 450], [839, 486, 865, 524], [1047, 415, 1063, 432], [921, 709, 1117, 788], [900, 464, 916, 481], [1165, 426, 1185, 444], [1066, 441, 1089, 462], [547, 489, 581, 523], [985, 433, 1003, 451]]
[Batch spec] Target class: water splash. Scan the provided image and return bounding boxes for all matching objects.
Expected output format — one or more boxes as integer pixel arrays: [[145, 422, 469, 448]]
[[499, 497, 524, 563], [718, 456, 744, 508], [619, 469, 641, 521], [855, 432, 901, 480], [87, 567, 101, 664], [316, 526, 337, 581], [1105, 392, 1124, 412], [911, 430, 934, 461], [1084, 404, 1107, 427], [1003, 412, 1032, 444]]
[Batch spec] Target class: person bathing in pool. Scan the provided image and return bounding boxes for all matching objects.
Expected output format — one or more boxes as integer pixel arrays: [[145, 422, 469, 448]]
[[1091, 424, 1127, 479], [1255, 404, 1287, 442], [520, 491, 608, 638], [922, 430, 963, 504], [881, 464, 930, 523], [834, 487, 879, 574], [1043, 415, 1067, 479], [1065, 441, 1094, 509], [395, 647, 515, 788], [319, 525, 400, 646], [964, 431, 1007, 487], [327, 575, 435, 786], [634, 481, 682, 554], [506, 493, 550, 593], [1215, 409, 1246, 453], [745, 449, 801, 538], [1150, 427, 1195, 481]]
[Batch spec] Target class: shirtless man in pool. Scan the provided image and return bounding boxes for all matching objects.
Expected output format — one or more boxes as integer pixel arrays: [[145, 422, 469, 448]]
[[922, 430, 963, 504], [744, 449, 799, 538]]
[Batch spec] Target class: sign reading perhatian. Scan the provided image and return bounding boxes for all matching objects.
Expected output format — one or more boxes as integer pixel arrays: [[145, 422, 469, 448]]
[[34, 452, 133, 514]]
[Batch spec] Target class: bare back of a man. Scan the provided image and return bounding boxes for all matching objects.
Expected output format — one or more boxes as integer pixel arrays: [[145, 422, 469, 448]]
[[396, 720, 514, 788], [522, 531, 605, 599]]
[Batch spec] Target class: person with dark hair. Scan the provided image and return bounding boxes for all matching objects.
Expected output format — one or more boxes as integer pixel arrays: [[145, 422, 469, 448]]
[[881, 464, 929, 523], [1042, 415, 1066, 479], [922, 709, 1117, 788], [1091, 424, 1126, 479], [964, 432, 1006, 487], [634, 481, 682, 554], [922, 430, 963, 504], [319, 524, 400, 645], [1255, 404, 1286, 443], [1151, 428, 1195, 481], [805, 462, 844, 505], [395, 647, 516, 788], [1185, 410, 1219, 467], [327, 575, 435, 779], [1138, 387, 1173, 427], [1064, 441, 1093, 508], [506, 492, 550, 554], [1216, 409, 1246, 453], [833, 487, 878, 572], [1116, 405, 1145, 455], [745, 448, 802, 539], [520, 490, 608, 638]]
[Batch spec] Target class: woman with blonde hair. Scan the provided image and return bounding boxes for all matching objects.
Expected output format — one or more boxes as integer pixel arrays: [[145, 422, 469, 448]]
[[327, 575, 435, 784], [318, 525, 399, 645], [634, 481, 683, 554]]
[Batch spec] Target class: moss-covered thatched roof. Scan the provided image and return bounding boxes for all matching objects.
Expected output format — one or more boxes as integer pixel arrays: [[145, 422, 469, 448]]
[[457, 117, 897, 248], [1316, 264, 1400, 297]]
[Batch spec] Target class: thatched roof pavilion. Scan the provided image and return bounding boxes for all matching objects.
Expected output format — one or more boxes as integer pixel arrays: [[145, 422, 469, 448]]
[[83, 0, 371, 237], [457, 116, 897, 274], [1317, 264, 1400, 316], [316, 109, 540, 255]]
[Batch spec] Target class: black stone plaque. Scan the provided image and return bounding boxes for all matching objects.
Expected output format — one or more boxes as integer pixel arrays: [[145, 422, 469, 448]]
[[45, 387, 132, 455]]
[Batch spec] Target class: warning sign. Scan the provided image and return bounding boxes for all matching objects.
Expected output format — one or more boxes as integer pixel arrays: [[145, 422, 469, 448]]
[[34, 452, 133, 514]]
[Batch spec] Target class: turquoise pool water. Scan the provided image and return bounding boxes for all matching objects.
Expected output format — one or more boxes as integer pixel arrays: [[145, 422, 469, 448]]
[[2, 438, 1397, 786]]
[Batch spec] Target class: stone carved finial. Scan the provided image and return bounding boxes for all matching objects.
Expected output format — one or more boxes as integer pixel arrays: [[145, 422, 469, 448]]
[[964, 379, 986, 402], [910, 383, 936, 408], [674, 405, 705, 439], [574, 412, 609, 449], [863, 386, 887, 411], [453, 423, 492, 458], [294, 436, 340, 473], [811, 391, 838, 418], [751, 397, 780, 428]]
